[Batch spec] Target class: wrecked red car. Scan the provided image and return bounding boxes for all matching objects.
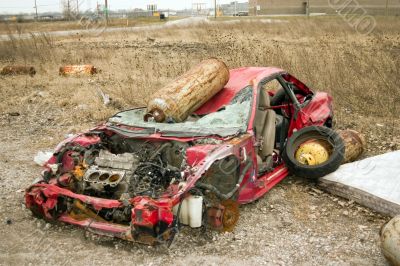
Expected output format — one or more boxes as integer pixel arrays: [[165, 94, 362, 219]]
[[26, 66, 343, 245]]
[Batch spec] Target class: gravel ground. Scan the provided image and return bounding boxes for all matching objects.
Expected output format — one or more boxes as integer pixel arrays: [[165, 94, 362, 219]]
[[0, 111, 391, 266]]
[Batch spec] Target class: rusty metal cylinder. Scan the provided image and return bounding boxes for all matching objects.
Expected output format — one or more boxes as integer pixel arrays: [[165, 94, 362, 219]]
[[338, 129, 366, 163], [145, 58, 230, 123], [59, 65, 97, 76], [0, 65, 36, 76], [380, 216, 400, 266]]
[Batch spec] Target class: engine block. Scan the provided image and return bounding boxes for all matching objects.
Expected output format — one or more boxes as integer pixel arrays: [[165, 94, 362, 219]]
[[83, 150, 139, 190]]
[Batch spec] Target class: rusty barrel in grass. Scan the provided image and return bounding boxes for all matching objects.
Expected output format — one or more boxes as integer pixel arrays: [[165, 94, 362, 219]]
[[338, 129, 366, 163], [0, 66, 36, 76], [145, 58, 230, 123], [59, 65, 97, 76]]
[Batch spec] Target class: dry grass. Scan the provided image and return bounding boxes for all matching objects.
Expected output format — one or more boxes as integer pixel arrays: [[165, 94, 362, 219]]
[[0, 17, 183, 35], [0, 16, 399, 152], [0, 32, 55, 63]]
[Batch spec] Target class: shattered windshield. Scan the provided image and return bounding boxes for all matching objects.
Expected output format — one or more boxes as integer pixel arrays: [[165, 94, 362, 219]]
[[108, 86, 253, 137]]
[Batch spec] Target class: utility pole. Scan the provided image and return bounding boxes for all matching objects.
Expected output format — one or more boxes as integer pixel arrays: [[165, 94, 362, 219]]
[[105, 0, 109, 24], [67, 0, 70, 20], [234, 1, 237, 16], [214, 0, 217, 18], [385, 0, 389, 16], [307, 0, 310, 16], [34, 0, 38, 21], [76, 0, 79, 17]]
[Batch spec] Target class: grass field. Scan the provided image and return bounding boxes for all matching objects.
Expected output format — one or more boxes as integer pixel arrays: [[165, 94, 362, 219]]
[[1, 16, 399, 150]]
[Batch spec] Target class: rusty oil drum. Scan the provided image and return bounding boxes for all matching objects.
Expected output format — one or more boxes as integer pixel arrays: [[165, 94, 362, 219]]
[[59, 65, 97, 76], [145, 58, 230, 123], [338, 129, 366, 163], [0, 65, 36, 76]]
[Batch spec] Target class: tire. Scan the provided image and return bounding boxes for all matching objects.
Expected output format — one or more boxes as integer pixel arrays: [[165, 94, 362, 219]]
[[283, 126, 344, 179]]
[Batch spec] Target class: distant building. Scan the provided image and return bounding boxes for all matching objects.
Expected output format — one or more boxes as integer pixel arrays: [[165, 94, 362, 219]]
[[176, 9, 193, 17], [219, 1, 249, 16], [248, 0, 400, 16], [38, 15, 54, 20], [192, 2, 209, 16]]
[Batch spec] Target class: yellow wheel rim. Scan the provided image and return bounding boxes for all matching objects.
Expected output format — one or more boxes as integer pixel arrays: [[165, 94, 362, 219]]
[[295, 140, 331, 166]]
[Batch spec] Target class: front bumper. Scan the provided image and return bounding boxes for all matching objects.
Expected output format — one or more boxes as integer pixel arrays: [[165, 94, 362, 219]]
[[25, 183, 176, 245]]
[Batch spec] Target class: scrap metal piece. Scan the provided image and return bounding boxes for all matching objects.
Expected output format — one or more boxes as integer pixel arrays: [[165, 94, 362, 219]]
[[83, 150, 139, 192], [72, 164, 86, 180], [145, 58, 230, 123], [338, 129, 366, 163], [0, 65, 36, 76], [221, 199, 240, 232], [59, 65, 97, 76], [380, 216, 400, 266], [70, 199, 106, 222], [207, 204, 225, 231], [95, 150, 139, 170]]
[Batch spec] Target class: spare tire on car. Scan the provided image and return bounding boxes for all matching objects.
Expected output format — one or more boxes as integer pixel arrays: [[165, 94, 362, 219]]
[[283, 126, 345, 179]]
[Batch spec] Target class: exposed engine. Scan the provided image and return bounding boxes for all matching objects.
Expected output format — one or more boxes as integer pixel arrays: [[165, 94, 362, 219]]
[[76, 140, 188, 201]]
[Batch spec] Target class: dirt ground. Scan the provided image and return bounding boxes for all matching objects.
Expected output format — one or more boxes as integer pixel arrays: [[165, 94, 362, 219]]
[[0, 17, 399, 265]]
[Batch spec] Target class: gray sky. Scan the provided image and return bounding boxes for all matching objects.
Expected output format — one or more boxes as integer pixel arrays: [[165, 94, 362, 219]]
[[0, 0, 244, 14]]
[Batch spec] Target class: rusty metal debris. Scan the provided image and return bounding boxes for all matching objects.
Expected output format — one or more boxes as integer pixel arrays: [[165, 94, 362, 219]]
[[0, 66, 36, 76], [70, 200, 107, 222], [220, 199, 240, 232], [380, 215, 400, 266], [206, 199, 240, 232], [207, 204, 225, 231], [145, 58, 230, 123], [59, 65, 97, 76], [338, 129, 366, 163], [8, 112, 20, 116]]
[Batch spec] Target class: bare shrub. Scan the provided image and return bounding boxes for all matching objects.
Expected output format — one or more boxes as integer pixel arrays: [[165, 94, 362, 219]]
[[0, 26, 55, 63]]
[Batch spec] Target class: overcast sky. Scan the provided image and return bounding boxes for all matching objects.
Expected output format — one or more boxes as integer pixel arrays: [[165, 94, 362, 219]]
[[0, 0, 244, 14]]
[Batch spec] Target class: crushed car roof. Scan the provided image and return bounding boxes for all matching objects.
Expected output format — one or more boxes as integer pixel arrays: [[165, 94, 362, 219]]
[[195, 67, 284, 115]]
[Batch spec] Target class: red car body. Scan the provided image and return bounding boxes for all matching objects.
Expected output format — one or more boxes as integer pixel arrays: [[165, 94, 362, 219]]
[[25, 67, 333, 244]]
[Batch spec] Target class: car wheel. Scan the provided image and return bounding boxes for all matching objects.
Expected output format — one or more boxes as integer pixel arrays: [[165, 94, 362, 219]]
[[283, 126, 344, 179]]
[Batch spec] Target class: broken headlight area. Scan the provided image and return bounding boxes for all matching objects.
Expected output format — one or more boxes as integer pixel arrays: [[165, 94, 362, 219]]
[[26, 134, 239, 245]]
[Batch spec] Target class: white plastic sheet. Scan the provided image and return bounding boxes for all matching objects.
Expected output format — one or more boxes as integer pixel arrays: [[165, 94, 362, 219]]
[[320, 151, 400, 216], [33, 151, 53, 166]]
